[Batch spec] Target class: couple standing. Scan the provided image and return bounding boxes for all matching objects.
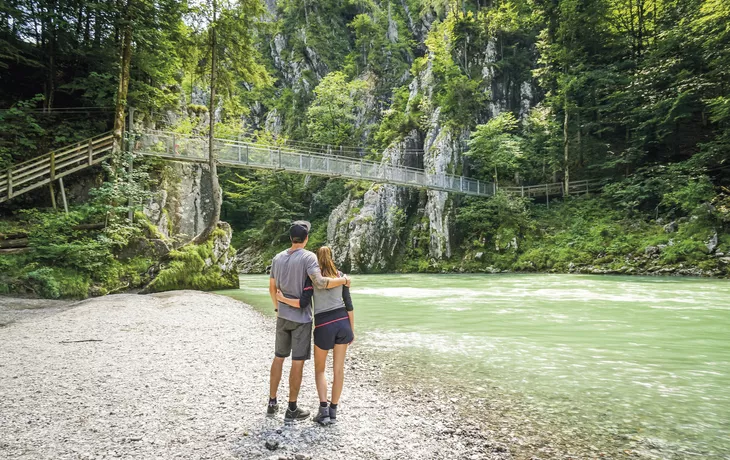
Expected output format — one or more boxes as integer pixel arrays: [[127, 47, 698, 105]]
[[267, 221, 355, 425]]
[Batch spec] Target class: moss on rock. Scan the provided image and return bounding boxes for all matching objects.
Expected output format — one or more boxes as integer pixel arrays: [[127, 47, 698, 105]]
[[143, 222, 239, 293]]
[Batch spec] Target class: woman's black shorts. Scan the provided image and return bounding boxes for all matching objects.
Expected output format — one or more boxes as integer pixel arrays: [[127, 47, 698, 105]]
[[313, 308, 353, 350]]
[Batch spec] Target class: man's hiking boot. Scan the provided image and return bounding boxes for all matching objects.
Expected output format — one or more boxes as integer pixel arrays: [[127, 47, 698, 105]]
[[313, 406, 331, 425], [284, 406, 310, 423], [266, 402, 279, 417], [328, 405, 337, 424]]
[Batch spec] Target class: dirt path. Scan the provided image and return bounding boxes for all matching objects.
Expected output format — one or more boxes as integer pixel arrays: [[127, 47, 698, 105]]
[[0, 291, 505, 460]]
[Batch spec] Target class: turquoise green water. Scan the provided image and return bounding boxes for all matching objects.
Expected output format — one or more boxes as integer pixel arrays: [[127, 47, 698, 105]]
[[217, 274, 730, 458]]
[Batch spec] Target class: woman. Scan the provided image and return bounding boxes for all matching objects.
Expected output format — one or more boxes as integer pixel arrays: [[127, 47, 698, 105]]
[[276, 246, 354, 425]]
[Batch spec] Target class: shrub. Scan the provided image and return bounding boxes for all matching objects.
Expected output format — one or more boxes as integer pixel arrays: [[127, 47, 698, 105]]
[[144, 229, 238, 292], [22, 268, 61, 299], [660, 239, 708, 264]]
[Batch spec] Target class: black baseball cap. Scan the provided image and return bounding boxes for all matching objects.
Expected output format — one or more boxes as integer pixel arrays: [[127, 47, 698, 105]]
[[290, 220, 311, 240]]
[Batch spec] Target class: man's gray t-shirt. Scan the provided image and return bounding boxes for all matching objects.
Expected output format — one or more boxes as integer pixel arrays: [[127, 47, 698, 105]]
[[270, 248, 319, 323]]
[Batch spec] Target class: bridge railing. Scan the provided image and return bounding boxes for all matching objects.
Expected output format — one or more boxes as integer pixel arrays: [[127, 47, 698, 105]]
[[133, 131, 495, 197], [501, 179, 602, 198]]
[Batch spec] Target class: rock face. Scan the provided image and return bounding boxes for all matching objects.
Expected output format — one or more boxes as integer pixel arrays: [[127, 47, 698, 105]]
[[270, 33, 328, 94], [327, 136, 418, 273], [142, 161, 236, 289], [234, 246, 266, 274], [144, 162, 218, 242], [325, 32, 473, 268], [422, 109, 464, 259]]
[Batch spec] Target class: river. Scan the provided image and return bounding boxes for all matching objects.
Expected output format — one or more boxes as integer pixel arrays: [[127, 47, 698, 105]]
[[217, 274, 730, 458]]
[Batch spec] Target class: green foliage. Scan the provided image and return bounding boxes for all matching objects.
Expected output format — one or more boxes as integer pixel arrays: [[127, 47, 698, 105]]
[[144, 228, 238, 293], [438, 75, 485, 129], [306, 71, 368, 146], [1, 207, 159, 298], [603, 166, 716, 216], [467, 112, 523, 183], [375, 86, 423, 148], [0, 96, 46, 169], [22, 268, 61, 299]]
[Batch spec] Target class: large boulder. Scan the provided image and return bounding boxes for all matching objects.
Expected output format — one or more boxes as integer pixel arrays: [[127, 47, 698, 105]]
[[142, 222, 239, 293]]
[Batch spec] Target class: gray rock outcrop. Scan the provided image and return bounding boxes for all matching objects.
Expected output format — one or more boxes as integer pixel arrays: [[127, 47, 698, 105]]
[[144, 162, 218, 242]]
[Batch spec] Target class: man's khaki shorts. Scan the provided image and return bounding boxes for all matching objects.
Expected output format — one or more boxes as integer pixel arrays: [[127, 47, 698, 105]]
[[275, 317, 312, 360]]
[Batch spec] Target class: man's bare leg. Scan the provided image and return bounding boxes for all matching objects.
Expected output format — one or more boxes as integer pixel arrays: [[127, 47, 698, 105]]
[[270, 356, 285, 399], [288, 359, 305, 402]]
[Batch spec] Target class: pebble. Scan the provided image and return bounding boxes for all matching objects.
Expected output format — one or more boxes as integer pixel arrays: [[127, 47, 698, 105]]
[[265, 440, 279, 451]]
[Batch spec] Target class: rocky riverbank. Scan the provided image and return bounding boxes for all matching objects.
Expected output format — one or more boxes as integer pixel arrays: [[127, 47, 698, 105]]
[[0, 291, 515, 459], [1, 291, 673, 459]]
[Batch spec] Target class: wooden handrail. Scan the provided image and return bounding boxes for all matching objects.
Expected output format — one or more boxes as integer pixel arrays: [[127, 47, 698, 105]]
[[0, 132, 113, 204]]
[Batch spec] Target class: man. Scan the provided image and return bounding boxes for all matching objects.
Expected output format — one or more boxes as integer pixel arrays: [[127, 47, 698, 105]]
[[268, 220, 350, 422]]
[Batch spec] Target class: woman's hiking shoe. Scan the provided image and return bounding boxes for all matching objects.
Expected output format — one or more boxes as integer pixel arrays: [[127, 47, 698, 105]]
[[284, 406, 310, 423], [313, 406, 331, 425], [328, 406, 337, 423]]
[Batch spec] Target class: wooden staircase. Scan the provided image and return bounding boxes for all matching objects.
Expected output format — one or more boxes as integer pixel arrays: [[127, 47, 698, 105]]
[[0, 132, 114, 205]]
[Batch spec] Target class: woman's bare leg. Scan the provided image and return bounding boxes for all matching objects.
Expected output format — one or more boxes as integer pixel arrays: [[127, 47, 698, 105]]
[[313, 345, 329, 403], [331, 343, 348, 405]]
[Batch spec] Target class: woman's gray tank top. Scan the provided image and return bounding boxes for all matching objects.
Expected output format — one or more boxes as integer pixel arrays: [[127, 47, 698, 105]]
[[313, 271, 346, 314]]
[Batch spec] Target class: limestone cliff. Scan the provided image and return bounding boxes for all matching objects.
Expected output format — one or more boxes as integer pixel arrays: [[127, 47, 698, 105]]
[[327, 135, 419, 272]]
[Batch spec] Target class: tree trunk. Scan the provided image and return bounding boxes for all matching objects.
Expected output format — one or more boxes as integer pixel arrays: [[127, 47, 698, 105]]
[[577, 108, 583, 167], [192, 0, 222, 245], [112, 0, 133, 154], [563, 92, 569, 197]]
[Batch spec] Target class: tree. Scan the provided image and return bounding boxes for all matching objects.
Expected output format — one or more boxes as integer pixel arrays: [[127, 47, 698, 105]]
[[112, 0, 133, 155], [306, 71, 368, 146], [190, 0, 270, 244], [467, 112, 523, 186]]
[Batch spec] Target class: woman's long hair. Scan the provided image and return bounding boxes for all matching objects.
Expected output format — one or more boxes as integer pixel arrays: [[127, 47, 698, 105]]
[[317, 246, 339, 278]]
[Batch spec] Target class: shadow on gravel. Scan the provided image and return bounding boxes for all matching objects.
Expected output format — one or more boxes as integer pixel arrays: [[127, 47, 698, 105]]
[[232, 415, 344, 460]]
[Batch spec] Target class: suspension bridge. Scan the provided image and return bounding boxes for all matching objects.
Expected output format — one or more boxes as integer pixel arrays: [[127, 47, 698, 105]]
[[0, 130, 601, 207]]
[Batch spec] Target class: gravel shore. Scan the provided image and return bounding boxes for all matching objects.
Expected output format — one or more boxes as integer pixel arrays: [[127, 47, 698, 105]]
[[0, 291, 512, 460]]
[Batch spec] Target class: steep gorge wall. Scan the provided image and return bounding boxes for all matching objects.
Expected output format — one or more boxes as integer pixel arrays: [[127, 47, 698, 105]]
[[250, 2, 538, 272]]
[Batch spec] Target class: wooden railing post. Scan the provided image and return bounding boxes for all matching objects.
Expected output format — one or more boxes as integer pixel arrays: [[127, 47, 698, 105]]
[[59, 177, 69, 214], [50, 151, 56, 181], [246, 144, 250, 164], [88, 139, 93, 165], [238, 144, 242, 163], [278, 147, 282, 168], [7, 169, 13, 199]]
